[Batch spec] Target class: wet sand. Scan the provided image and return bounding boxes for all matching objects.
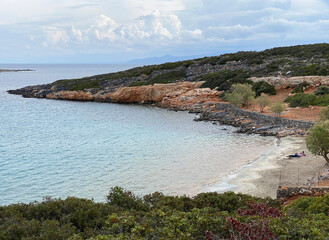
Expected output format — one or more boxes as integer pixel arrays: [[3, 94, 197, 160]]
[[206, 136, 329, 198]]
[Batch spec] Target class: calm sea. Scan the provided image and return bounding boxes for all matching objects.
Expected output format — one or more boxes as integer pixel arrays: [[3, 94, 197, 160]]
[[0, 64, 274, 205]]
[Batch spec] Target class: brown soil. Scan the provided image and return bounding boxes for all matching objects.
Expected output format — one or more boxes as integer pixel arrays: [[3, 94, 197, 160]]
[[239, 88, 325, 122]]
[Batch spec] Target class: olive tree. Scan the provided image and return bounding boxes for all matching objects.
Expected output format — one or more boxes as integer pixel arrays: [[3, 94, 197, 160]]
[[256, 93, 271, 112], [306, 120, 329, 163], [270, 102, 286, 117], [319, 106, 329, 122], [226, 84, 255, 107]]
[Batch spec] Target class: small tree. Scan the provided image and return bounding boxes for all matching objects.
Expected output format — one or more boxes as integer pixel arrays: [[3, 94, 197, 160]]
[[256, 93, 271, 112], [319, 106, 329, 122], [271, 102, 286, 117], [227, 92, 244, 107], [226, 84, 255, 107], [306, 120, 329, 163]]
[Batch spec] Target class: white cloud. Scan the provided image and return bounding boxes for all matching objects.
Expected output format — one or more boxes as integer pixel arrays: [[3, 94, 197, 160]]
[[71, 26, 83, 41], [43, 27, 69, 45], [2, 0, 329, 62]]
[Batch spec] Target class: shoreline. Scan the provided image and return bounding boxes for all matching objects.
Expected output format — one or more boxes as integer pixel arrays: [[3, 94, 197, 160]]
[[203, 136, 328, 198], [6, 82, 326, 199]]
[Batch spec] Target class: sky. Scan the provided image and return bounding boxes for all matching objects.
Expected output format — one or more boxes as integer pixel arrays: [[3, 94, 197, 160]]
[[1, 0, 329, 63]]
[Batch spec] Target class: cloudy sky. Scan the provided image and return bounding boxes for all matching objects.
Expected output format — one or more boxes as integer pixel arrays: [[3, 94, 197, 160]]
[[1, 0, 329, 63]]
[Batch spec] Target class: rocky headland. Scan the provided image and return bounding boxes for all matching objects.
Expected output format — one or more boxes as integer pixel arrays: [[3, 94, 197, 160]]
[[8, 43, 329, 137]]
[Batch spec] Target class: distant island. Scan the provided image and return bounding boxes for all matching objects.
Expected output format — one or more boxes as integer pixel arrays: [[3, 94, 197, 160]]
[[0, 69, 34, 72]]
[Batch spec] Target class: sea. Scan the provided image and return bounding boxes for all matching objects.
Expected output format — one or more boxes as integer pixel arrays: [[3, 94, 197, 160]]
[[0, 64, 275, 206]]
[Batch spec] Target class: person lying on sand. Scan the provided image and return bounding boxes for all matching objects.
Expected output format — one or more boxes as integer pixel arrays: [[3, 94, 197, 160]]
[[287, 151, 306, 158], [288, 153, 301, 158]]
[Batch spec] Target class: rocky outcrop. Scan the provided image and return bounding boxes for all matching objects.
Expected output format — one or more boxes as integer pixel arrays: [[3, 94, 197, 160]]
[[158, 87, 220, 111], [250, 76, 329, 89], [43, 82, 218, 107], [107, 82, 202, 103], [39, 82, 220, 112], [46, 91, 95, 101]]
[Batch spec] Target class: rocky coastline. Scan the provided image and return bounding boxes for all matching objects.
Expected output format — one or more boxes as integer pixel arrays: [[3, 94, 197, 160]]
[[8, 79, 315, 137]]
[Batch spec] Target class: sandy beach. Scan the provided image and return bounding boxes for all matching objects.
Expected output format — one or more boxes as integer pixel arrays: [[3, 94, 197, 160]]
[[205, 136, 329, 198]]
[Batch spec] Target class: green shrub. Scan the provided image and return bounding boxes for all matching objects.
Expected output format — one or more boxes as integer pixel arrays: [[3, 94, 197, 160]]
[[129, 81, 147, 87], [271, 102, 286, 117], [4, 188, 329, 240], [314, 86, 329, 96], [200, 69, 251, 91], [107, 187, 149, 211], [319, 106, 329, 121], [285, 93, 316, 107], [292, 64, 329, 76], [313, 95, 329, 106], [252, 81, 277, 96], [291, 82, 310, 93], [70, 81, 100, 91], [256, 93, 271, 112], [148, 69, 186, 84], [226, 84, 255, 107]]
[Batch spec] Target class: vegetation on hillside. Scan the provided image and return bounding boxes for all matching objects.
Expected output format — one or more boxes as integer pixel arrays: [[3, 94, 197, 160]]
[[319, 106, 329, 121], [48, 43, 329, 91], [1, 187, 329, 240], [200, 69, 252, 91], [285, 93, 329, 107]]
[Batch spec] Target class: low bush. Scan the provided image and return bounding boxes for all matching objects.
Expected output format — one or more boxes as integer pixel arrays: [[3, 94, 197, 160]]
[[291, 82, 310, 93], [285, 93, 329, 107], [314, 85, 329, 96], [285, 93, 317, 107], [319, 106, 329, 121], [292, 64, 329, 76], [200, 69, 252, 91], [313, 94, 329, 106], [129, 81, 147, 87], [148, 69, 186, 84], [252, 81, 277, 96], [2, 188, 329, 240]]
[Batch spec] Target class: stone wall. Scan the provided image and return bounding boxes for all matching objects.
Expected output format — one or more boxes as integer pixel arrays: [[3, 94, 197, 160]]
[[197, 103, 313, 136], [277, 186, 329, 200], [214, 103, 314, 129]]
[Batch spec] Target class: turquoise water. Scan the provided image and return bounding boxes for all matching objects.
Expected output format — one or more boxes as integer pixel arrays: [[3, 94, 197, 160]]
[[0, 64, 274, 205]]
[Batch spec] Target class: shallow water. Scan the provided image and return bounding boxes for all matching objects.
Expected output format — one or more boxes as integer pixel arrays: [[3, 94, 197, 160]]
[[0, 64, 274, 205]]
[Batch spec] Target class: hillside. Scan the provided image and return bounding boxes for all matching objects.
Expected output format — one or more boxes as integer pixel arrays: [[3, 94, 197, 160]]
[[8, 43, 329, 98]]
